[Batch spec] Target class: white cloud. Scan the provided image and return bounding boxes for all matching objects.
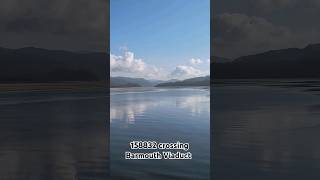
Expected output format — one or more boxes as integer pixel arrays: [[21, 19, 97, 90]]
[[190, 58, 203, 65], [110, 51, 165, 79], [110, 51, 146, 73], [111, 50, 209, 80], [169, 65, 204, 80]]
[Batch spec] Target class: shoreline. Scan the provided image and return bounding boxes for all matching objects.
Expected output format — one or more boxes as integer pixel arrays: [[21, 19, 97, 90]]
[[0, 81, 107, 93]]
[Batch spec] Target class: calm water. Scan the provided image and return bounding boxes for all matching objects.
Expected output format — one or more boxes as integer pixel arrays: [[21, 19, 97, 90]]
[[212, 80, 320, 180], [0, 91, 109, 180], [110, 87, 210, 180]]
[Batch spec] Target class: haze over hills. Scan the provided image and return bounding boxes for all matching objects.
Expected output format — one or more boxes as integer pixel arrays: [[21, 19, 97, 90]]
[[0, 46, 210, 87], [213, 44, 320, 79], [156, 76, 210, 87], [110, 82, 141, 88], [111, 76, 210, 87], [0, 47, 107, 83], [110, 77, 167, 87]]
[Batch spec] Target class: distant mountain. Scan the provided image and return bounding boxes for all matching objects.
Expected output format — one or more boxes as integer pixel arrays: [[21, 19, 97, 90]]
[[110, 77, 190, 88], [110, 82, 141, 88], [155, 76, 210, 87], [0, 47, 108, 83], [213, 44, 320, 78], [148, 79, 165, 85], [165, 79, 179, 83], [149, 79, 178, 84], [111, 77, 159, 87]]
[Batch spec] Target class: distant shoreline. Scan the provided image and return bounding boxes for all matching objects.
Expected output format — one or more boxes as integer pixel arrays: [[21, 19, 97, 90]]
[[0, 81, 107, 93], [110, 85, 209, 89]]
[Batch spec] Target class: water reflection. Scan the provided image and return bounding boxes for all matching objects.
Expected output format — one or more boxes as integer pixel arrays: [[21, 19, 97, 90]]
[[111, 88, 210, 180], [0, 91, 109, 180], [176, 95, 210, 116], [212, 82, 320, 180], [111, 88, 210, 126], [110, 99, 155, 126]]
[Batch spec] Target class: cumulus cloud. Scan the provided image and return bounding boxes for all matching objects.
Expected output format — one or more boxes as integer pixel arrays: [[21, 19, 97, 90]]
[[111, 50, 209, 80], [170, 65, 204, 80], [111, 52, 146, 73], [190, 58, 203, 65], [110, 51, 164, 79]]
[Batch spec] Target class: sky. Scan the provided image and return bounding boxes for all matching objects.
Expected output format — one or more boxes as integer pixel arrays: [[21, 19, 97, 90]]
[[213, 0, 320, 59], [2, 0, 320, 76], [0, 0, 108, 52], [110, 0, 210, 80]]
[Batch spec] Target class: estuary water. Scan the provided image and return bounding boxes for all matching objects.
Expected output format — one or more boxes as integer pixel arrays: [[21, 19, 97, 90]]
[[110, 87, 210, 180], [212, 80, 320, 180], [0, 90, 109, 180]]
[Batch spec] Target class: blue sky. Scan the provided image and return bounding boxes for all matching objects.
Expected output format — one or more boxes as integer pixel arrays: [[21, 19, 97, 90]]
[[110, 0, 210, 80]]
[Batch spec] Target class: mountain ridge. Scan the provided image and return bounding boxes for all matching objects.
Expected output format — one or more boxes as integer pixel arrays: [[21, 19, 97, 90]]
[[0, 46, 108, 83], [110, 76, 210, 87], [155, 76, 210, 87], [213, 43, 320, 79]]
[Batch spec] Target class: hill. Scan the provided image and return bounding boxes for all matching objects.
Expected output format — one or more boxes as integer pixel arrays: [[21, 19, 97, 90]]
[[155, 76, 210, 87], [110, 77, 158, 87], [0, 47, 108, 83], [213, 44, 320, 79]]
